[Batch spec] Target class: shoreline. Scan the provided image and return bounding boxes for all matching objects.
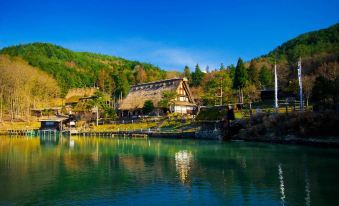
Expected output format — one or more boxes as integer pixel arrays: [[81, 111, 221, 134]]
[[231, 135, 339, 148]]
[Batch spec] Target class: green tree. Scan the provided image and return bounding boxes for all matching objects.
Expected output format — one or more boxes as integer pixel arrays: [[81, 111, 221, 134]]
[[158, 91, 178, 111], [233, 58, 248, 103], [191, 64, 204, 86], [203, 71, 232, 106], [228, 64, 236, 83], [113, 72, 130, 98], [259, 65, 272, 89], [248, 61, 259, 86], [142, 100, 154, 114], [183, 66, 191, 81], [220, 63, 225, 71], [312, 76, 338, 108]]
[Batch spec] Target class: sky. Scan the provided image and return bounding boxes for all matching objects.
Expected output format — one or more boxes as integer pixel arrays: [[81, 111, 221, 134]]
[[0, 0, 338, 71]]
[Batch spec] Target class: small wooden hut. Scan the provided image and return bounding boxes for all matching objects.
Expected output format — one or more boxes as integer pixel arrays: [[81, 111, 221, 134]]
[[119, 78, 196, 116], [39, 117, 68, 131]]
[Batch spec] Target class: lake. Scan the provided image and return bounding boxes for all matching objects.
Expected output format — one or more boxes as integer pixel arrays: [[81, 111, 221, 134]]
[[0, 135, 338, 205]]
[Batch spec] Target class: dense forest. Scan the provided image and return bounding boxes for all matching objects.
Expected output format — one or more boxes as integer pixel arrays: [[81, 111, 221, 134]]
[[0, 43, 171, 96]]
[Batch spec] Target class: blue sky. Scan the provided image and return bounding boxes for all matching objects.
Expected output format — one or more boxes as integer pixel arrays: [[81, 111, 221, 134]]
[[0, 0, 338, 71]]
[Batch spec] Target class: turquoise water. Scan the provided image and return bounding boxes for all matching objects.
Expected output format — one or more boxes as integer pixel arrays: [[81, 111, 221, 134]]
[[0, 135, 339, 205]]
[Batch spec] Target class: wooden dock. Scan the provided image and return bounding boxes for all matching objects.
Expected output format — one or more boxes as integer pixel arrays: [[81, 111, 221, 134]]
[[1, 129, 218, 140]]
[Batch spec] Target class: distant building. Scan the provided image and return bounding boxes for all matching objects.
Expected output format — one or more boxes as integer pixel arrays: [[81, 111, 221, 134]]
[[260, 89, 295, 102], [119, 78, 196, 116], [64, 87, 111, 121]]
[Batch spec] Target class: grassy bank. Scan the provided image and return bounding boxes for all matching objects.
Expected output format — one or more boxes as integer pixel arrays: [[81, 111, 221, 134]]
[[90, 122, 158, 132], [0, 121, 40, 131]]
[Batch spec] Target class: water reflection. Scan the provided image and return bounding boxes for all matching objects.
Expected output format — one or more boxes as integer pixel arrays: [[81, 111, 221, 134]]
[[40, 135, 60, 147], [0, 136, 338, 205], [278, 163, 286, 206], [305, 169, 311, 206], [175, 150, 193, 184]]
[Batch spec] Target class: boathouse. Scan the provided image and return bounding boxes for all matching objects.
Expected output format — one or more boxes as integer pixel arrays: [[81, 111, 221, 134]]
[[119, 78, 196, 116], [39, 117, 68, 131]]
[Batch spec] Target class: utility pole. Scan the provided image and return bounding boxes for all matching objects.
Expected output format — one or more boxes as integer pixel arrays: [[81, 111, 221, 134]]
[[95, 106, 99, 126]]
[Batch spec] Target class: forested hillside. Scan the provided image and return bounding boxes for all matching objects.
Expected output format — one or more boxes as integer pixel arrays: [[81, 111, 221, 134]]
[[251, 23, 339, 86], [0, 55, 60, 119], [186, 23, 338, 106], [0, 43, 168, 96]]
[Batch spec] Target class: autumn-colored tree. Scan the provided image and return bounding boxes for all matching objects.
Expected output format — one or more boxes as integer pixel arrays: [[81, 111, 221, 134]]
[[243, 84, 260, 103], [134, 65, 147, 84], [0, 55, 60, 120], [302, 75, 315, 107], [259, 65, 272, 89], [97, 69, 114, 95]]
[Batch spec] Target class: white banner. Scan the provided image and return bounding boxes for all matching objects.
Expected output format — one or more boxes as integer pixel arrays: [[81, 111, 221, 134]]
[[297, 59, 304, 111]]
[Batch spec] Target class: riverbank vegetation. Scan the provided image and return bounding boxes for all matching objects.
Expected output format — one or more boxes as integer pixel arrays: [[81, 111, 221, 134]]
[[236, 111, 339, 141]]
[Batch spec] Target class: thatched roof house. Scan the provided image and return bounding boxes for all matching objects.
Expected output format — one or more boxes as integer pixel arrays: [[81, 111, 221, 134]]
[[65, 87, 98, 105], [119, 78, 196, 115]]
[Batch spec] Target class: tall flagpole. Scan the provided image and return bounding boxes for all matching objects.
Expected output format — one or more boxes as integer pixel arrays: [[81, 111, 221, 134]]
[[274, 62, 279, 111], [297, 58, 304, 111]]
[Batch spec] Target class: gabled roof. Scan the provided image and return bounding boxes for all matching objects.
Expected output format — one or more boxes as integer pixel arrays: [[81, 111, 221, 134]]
[[119, 78, 195, 111]]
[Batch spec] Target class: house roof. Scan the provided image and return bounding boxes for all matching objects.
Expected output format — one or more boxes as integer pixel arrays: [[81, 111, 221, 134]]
[[39, 117, 68, 122], [65, 87, 98, 103], [119, 78, 195, 111]]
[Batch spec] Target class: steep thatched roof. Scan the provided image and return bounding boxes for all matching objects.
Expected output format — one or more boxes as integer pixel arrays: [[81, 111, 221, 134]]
[[119, 78, 195, 111], [65, 87, 98, 104]]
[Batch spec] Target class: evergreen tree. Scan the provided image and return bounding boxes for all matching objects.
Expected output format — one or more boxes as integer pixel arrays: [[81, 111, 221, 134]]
[[143, 100, 154, 114], [233, 58, 248, 103], [233, 58, 248, 89], [248, 60, 259, 86], [220, 63, 225, 71], [183, 65, 191, 80], [191, 64, 204, 86], [228, 64, 236, 81], [259, 65, 272, 89]]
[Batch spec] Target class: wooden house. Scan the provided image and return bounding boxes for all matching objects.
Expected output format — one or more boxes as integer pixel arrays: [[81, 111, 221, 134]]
[[119, 78, 196, 116]]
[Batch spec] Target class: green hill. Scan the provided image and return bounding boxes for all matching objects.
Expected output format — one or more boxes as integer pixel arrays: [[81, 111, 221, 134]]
[[256, 23, 338, 68], [265, 23, 339, 62], [0, 43, 167, 96], [248, 23, 339, 89]]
